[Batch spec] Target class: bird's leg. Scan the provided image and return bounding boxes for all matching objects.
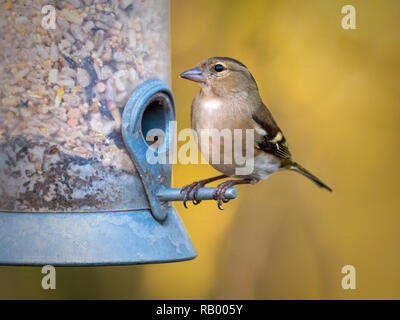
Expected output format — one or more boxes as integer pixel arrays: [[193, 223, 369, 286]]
[[213, 179, 253, 210], [180, 175, 227, 208]]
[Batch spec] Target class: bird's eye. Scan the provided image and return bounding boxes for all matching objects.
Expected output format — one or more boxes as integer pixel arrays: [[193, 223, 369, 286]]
[[214, 64, 225, 72]]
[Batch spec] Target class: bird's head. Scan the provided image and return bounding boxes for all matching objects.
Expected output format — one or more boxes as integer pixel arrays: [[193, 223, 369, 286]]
[[179, 57, 258, 97]]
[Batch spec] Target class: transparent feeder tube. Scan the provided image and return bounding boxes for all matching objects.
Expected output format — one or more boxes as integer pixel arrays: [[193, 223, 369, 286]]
[[0, 0, 170, 212]]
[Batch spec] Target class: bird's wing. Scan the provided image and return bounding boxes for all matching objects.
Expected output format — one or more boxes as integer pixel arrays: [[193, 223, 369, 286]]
[[252, 103, 292, 160]]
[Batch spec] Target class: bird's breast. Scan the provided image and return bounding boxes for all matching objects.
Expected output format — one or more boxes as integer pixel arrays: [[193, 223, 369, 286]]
[[191, 94, 258, 177], [202, 98, 222, 111], [192, 95, 247, 131], [192, 96, 224, 127]]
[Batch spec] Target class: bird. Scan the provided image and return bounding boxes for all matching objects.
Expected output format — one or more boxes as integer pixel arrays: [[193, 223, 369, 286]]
[[179, 56, 332, 209]]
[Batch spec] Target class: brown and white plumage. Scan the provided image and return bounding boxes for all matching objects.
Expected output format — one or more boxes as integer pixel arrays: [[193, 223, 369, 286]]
[[180, 57, 332, 209]]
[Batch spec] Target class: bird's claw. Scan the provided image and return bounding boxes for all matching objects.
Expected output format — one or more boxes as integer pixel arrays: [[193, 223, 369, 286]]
[[180, 181, 207, 208], [213, 181, 234, 210], [181, 176, 238, 210]]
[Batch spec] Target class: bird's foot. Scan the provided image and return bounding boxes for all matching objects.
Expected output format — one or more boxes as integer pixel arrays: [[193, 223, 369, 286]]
[[213, 179, 252, 210], [213, 181, 236, 210], [180, 175, 228, 208], [180, 180, 208, 208]]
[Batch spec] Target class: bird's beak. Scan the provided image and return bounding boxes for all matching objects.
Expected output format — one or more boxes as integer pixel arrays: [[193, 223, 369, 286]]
[[179, 67, 206, 83]]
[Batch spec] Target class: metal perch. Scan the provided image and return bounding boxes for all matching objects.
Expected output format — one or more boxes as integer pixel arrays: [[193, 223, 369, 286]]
[[157, 187, 237, 202]]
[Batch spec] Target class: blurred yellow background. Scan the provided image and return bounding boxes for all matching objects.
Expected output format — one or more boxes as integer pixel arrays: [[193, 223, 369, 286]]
[[1, 0, 400, 299]]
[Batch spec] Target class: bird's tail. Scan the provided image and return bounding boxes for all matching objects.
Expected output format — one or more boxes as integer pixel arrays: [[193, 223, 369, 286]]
[[288, 161, 332, 192]]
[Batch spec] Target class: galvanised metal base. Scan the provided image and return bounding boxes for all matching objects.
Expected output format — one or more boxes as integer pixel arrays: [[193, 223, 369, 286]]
[[0, 208, 196, 266]]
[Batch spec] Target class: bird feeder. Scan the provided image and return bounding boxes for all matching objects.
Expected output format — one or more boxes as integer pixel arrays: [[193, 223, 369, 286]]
[[0, 0, 235, 266]]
